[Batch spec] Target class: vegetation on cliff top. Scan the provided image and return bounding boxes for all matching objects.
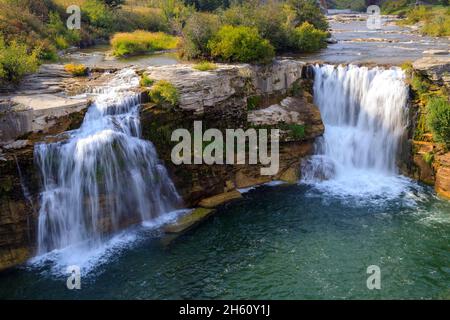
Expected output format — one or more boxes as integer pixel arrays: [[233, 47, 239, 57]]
[[403, 61, 450, 150], [386, 2, 450, 37], [149, 80, 180, 107], [0, 0, 329, 83], [111, 30, 179, 56]]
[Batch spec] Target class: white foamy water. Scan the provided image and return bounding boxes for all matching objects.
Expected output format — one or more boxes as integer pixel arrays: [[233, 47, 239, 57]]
[[302, 64, 412, 200], [33, 69, 181, 273]]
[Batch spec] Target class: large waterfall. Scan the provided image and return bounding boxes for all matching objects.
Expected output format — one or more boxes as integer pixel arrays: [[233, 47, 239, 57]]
[[302, 64, 410, 198], [34, 69, 180, 260]]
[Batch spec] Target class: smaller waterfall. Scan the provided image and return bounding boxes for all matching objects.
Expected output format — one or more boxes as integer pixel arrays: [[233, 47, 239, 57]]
[[302, 64, 410, 198], [35, 69, 180, 258]]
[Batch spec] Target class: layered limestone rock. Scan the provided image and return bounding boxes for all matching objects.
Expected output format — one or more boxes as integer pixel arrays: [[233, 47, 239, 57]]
[[0, 67, 115, 271], [435, 153, 450, 199], [140, 59, 324, 207], [413, 54, 450, 89], [409, 56, 450, 199], [0, 59, 324, 271]]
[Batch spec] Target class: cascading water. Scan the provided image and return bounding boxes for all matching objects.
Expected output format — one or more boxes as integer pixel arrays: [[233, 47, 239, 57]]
[[34, 69, 180, 265], [302, 64, 411, 198]]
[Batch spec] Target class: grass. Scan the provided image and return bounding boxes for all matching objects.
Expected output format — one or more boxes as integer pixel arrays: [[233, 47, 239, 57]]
[[397, 5, 450, 37], [422, 152, 434, 166], [140, 74, 154, 87], [149, 80, 179, 107], [64, 64, 88, 76], [193, 61, 217, 71], [111, 30, 179, 57], [247, 95, 262, 111]]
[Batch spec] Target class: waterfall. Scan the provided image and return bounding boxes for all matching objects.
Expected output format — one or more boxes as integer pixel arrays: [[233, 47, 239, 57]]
[[35, 69, 180, 256], [302, 64, 410, 198]]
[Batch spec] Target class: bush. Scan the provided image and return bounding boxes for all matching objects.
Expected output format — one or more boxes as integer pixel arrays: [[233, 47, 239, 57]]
[[290, 22, 327, 52], [47, 11, 81, 49], [426, 96, 450, 148], [111, 30, 179, 57], [149, 80, 179, 106], [207, 25, 275, 64], [0, 36, 40, 84], [82, 0, 113, 29], [286, 0, 329, 31], [180, 12, 221, 59], [422, 152, 434, 166], [140, 74, 154, 87], [411, 74, 430, 96], [193, 61, 217, 71], [421, 14, 450, 37], [64, 63, 88, 76], [220, 1, 291, 52]]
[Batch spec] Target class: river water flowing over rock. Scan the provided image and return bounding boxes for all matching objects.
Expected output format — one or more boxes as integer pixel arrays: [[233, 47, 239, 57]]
[[302, 64, 412, 200], [33, 69, 180, 271]]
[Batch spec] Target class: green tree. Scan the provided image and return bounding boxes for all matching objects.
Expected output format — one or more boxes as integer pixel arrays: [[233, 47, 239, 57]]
[[286, 0, 329, 31], [290, 21, 328, 52], [207, 25, 275, 64], [180, 12, 221, 59]]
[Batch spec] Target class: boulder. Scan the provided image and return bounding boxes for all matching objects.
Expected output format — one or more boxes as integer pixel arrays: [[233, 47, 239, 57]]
[[198, 190, 243, 208], [413, 55, 450, 88]]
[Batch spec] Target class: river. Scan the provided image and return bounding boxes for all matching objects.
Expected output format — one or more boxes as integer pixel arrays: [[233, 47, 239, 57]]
[[0, 13, 449, 300]]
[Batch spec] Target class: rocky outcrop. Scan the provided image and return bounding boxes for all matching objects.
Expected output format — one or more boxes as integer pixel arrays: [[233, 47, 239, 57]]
[[0, 59, 324, 271], [409, 55, 450, 199], [140, 60, 324, 207], [0, 67, 117, 271], [413, 54, 450, 89]]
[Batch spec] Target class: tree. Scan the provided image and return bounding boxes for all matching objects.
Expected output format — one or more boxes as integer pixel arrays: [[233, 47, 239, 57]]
[[286, 0, 329, 31]]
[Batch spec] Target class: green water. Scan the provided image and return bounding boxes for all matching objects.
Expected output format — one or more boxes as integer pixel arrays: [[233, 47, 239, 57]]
[[0, 182, 449, 299]]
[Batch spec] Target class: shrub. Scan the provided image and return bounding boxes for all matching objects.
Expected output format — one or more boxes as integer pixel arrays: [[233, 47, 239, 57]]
[[193, 61, 217, 71], [247, 95, 262, 110], [426, 96, 450, 148], [421, 14, 450, 37], [286, 0, 329, 31], [149, 80, 179, 106], [422, 152, 434, 166], [0, 36, 40, 83], [400, 61, 413, 72], [140, 74, 154, 87], [207, 25, 275, 64], [180, 12, 221, 59], [64, 63, 88, 76], [411, 74, 430, 96], [82, 0, 113, 29], [280, 123, 306, 139], [220, 1, 291, 52], [111, 30, 179, 57], [290, 22, 327, 52]]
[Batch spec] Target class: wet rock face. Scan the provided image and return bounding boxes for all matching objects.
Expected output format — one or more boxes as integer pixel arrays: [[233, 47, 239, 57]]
[[140, 60, 324, 207], [0, 60, 324, 271], [0, 147, 39, 271]]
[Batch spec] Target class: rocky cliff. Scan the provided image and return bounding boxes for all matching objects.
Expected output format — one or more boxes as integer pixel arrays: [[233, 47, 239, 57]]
[[0, 59, 324, 271], [409, 53, 450, 199], [139, 60, 324, 207]]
